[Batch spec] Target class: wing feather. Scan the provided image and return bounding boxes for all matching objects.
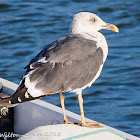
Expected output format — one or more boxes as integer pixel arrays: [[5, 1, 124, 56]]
[[12, 33, 103, 102]]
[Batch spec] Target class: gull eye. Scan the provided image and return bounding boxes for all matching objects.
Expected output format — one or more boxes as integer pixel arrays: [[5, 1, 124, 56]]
[[90, 18, 96, 22]]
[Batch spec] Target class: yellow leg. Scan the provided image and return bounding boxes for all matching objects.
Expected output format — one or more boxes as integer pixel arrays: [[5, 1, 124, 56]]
[[78, 91, 103, 128], [78, 91, 86, 125], [59, 91, 74, 124]]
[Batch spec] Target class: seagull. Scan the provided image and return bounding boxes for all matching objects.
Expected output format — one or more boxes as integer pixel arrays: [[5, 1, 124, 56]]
[[0, 12, 118, 127]]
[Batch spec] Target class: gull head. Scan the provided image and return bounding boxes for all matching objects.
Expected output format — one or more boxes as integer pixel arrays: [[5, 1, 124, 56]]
[[70, 12, 119, 35]]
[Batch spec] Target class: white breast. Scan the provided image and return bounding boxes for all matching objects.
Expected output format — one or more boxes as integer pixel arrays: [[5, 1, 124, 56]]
[[96, 32, 108, 63], [81, 32, 108, 63]]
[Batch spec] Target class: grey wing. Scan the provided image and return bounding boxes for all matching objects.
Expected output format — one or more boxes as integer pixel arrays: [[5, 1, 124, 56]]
[[23, 34, 103, 96], [25, 34, 97, 70], [24, 35, 70, 71], [22, 34, 103, 98]]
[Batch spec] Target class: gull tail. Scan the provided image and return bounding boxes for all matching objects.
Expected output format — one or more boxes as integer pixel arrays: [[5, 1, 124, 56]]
[[0, 79, 49, 107]]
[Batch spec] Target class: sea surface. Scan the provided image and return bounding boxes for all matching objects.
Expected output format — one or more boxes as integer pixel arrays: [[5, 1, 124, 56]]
[[0, 0, 140, 137]]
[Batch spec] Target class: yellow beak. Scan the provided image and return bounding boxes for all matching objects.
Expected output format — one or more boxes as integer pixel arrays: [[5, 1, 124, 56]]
[[102, 23, 119, 33]]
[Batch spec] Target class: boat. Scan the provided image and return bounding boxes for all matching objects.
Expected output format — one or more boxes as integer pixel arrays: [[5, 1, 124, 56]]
[[0, 77, 139, 140]]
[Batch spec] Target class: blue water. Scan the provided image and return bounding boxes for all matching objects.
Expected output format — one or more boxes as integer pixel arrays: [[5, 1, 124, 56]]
[[0, 0, 140, 137]]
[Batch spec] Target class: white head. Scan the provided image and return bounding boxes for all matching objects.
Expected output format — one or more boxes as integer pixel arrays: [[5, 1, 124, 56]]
[[70, 12, 118, 35]]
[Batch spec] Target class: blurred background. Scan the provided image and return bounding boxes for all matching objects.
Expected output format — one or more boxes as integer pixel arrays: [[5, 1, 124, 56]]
[[0, 0, 140, 137]]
